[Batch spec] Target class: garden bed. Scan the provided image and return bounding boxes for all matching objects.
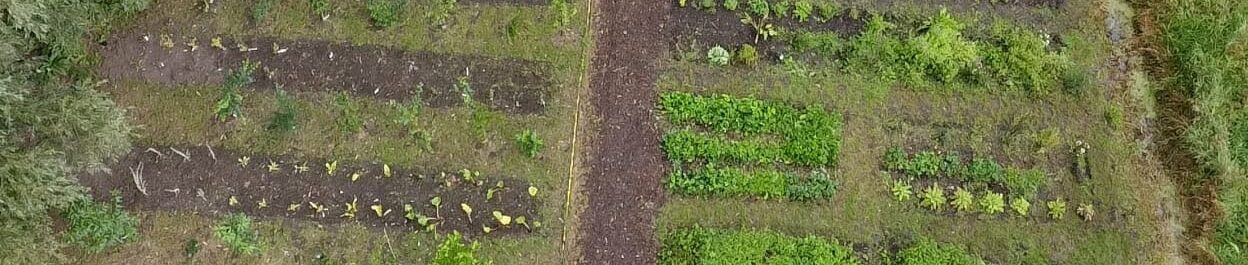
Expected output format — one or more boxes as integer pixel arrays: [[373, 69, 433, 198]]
[[98, 32, 554, 115], [79, 146, 541, 237], [670, 6, 864, 60]]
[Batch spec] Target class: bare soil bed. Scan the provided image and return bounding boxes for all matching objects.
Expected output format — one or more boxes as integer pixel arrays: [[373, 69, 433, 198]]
[[670, 8, 864, 60], [98, 32, 553, 115], [79, 146, 540, 237]]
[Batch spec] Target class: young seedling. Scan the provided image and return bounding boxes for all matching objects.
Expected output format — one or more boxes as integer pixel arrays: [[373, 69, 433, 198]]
[[257, 198, 268, 209], [371, 204, 389, 217], [404, 204, 416, 221], [228, 196, 239, 206], [160, 34, 175, 48], [890, 179, 913, 202], [351, 171, 362, 182], [341, 197, 359, 218], [482, 225, 492, 234], [237, 156, 251, 168], [492, 211, 511, 226], [430, 196, 442, 218], [310, 202, 328, 217], [1047, 198, 1067, 220], [185, 37, 199, 51], [383, 164, 393, 178], [1077, 203, 1095, 221], [294, 163, 310, 174], [288, 202, 302, 212], [515, 215, 530, 231], [325, 161, 339, 176], [266, 160, 280, 172], [211, 37, 225, 50], [529, 186, 538, 197], [461, 203, 473, 223]]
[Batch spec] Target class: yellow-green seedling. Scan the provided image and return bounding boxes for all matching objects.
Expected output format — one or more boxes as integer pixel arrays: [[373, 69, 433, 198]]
[[383, 164, 393, 178], [325, 161, 339, 176], [266, 160, 280, 172], [228, 196, 239, 206], [237, 156, 251, 168], [461, 203, 473, 223], [287, 202, 302, 212], [341, 197, 358, 218], [493, 211, 511, 226]]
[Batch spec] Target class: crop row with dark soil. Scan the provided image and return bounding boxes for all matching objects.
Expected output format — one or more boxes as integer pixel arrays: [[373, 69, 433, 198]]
[[98, 32, 553, 114], [79, 146, 541, 237]]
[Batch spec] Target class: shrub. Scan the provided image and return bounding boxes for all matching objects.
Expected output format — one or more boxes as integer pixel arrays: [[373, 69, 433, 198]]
[[266, 89, 297, 132], [1010, 197, 1031, 217], [907, 9, 978, 83], [980, 191, 1005, 214], [334, 92, 363, 134], [64, 194, 138, 253], [366, 0, 407, 29], [736, 44, 760, 66], [214, 214, 261, 256], [747, 0, 769, 17], [1003, 168, 1047, 198], [786, 168, 838, 202], [951, 188, 974, 213], [814, 1, 840, 22], [984, 24, 1060, 93], [431, 232, 489, 265], [723, 0, 739, 11], [1047, 198, 1067, 220], [919, 185, 946, 211], [251, 0, 274, 22], [660, 227, 860, 265], [708, 46, 731, 65], [514, 129, 544, 158], [793, 0, 813, 22], [895, 238, 981, 265], [890, 179, 913, 202]]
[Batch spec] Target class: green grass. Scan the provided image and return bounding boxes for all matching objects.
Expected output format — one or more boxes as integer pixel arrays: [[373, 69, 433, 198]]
[[659, 226, 859, 265]]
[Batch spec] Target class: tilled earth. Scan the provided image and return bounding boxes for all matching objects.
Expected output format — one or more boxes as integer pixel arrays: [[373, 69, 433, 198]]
[[80, 146, 540, 237]]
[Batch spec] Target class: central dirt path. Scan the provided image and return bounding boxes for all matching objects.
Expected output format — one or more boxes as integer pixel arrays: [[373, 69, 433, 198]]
[[577, 1, 671, 264]]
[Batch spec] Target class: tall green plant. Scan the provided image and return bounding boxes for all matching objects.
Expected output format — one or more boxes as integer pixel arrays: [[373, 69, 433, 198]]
[[515, 129, 544, 158], [216, 61, 257, 121], [432, 232, 489, 265], [213, 214, 261, 256], [64, 193, 138, 253]]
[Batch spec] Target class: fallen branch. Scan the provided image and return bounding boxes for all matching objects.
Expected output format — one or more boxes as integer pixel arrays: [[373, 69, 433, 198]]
[[206, 144, 217, 161], [171, 147, 191, 162], [130, 162, 147, 196], [145, 148, 165, 158]]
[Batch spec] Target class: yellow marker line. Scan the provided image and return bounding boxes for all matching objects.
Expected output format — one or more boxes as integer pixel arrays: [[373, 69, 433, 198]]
[[561, 0, 597, 262]]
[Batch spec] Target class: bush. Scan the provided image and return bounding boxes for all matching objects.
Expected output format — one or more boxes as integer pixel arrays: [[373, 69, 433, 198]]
[[1003, 168, 1047, 198], [266, 89, 297, 132], [736, 44, 760, 66], [213, 214, 261, 256], [793, 0, 813, 22], [723, 0, 739, 11], [660, 227, 860, 265], [366, 0, 407, 28], [431, 232, 489, 265], [907, 9, 978, 83], [919, 185, 946, 211], [895, 238, 981, 265], [707, 46, 731, 65], [514, 129, 544, 158], [980, 191, 1005, 214], [63, 194, 138, 253]]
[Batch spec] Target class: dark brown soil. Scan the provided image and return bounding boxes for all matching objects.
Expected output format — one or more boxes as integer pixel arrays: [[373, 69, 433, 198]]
[[670, 7, 864, 61], [79, 146, 540, 237], [98, 33, 553, 114], [461, 0, 549, 5], [576, 0, 671, 264]]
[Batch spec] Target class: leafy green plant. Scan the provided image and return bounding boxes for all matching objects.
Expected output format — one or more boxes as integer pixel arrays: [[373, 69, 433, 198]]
[[741, 13, 780, 42], [965, 158, 1004, 183], [919, 185, 946, 211], [431, 232, 489, 265], [1010, 197, 1031, 217], [551, 0, 572, 28], [334, 92, 363, 134], [660, 227, 859, 264], [250, 0, 273, 22], [907, 9, 978, 83], [1047, 198, 1067, 220], [813, 1, 840, 22], [310, 0, 330, 20], [771, 0, 790, 18], [882, 178, 911, 203], [951, 188, 974, 213], [700, 0, 716, 9], [367, 0, 408, 29], [216, 61, 257, 121], [430, 0, 457, 27], [213, 214, 261, 256], [793, 0, 813, 22], [980, 191, 1005, 214], [514, 129, 544, 158], [1077, 203, 1095, 221], [707, 46, 731, 65], [723, 0, 739, 11], [785, 168, 838, 202], [747, 0, 769, 17], [789, 30, 843, 56], [667, 166, 787, 199], [895, 238, 982, 265], [1003, 168, 1047, 198], [266, 89, 297, 132], [984, 24, 1060, 93], [64, 193, 138, 253], [658, 92, 842, 167], [736, 44, 759, 66]]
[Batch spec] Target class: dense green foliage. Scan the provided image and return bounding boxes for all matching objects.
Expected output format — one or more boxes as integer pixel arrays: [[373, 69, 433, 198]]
[[1160, 0, 1248, 262], [431, 232, 490, 265], [1003, 168, 1047, 198], [64, 194, 138, 252], [893, 238, 982, 265], [736, 44, 759, 66], [0, 0, 142, 262], [667, 166, 789, 199], [907, 9, 978, 83], [660, 227, 859, 265], [984, 24, 1062, 93], [216, 61, 257, 120], [213, 214, 262, 256], [366, 0, 408, 28], [266, 89, 298, 132], [707, 46, 731, 65], [334, 92, 363, 134], [882, 147, 1045, 198], [659, 92, 842, 167], [514, 129, 544, 158]]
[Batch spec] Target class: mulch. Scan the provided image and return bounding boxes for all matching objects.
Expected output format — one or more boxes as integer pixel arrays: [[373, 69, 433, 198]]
[[79, 146, 540, 237], [576, 0, 672, 264], [97, 33, 554, 115]]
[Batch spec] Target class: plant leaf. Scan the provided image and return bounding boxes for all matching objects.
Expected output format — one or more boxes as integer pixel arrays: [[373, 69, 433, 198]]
[[493, 211, 511, 225]]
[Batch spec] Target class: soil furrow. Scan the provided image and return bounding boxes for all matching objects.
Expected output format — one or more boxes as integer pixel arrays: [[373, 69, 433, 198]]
[[577, 0, 671, 264]]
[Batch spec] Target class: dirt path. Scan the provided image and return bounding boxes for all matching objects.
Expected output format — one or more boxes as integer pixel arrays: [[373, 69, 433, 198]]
[[576, 0, 671, 264]]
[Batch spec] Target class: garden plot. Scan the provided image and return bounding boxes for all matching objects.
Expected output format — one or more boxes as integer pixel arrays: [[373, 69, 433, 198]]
[[80, 146, 541, 237], [99, 33, 553, 114]]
